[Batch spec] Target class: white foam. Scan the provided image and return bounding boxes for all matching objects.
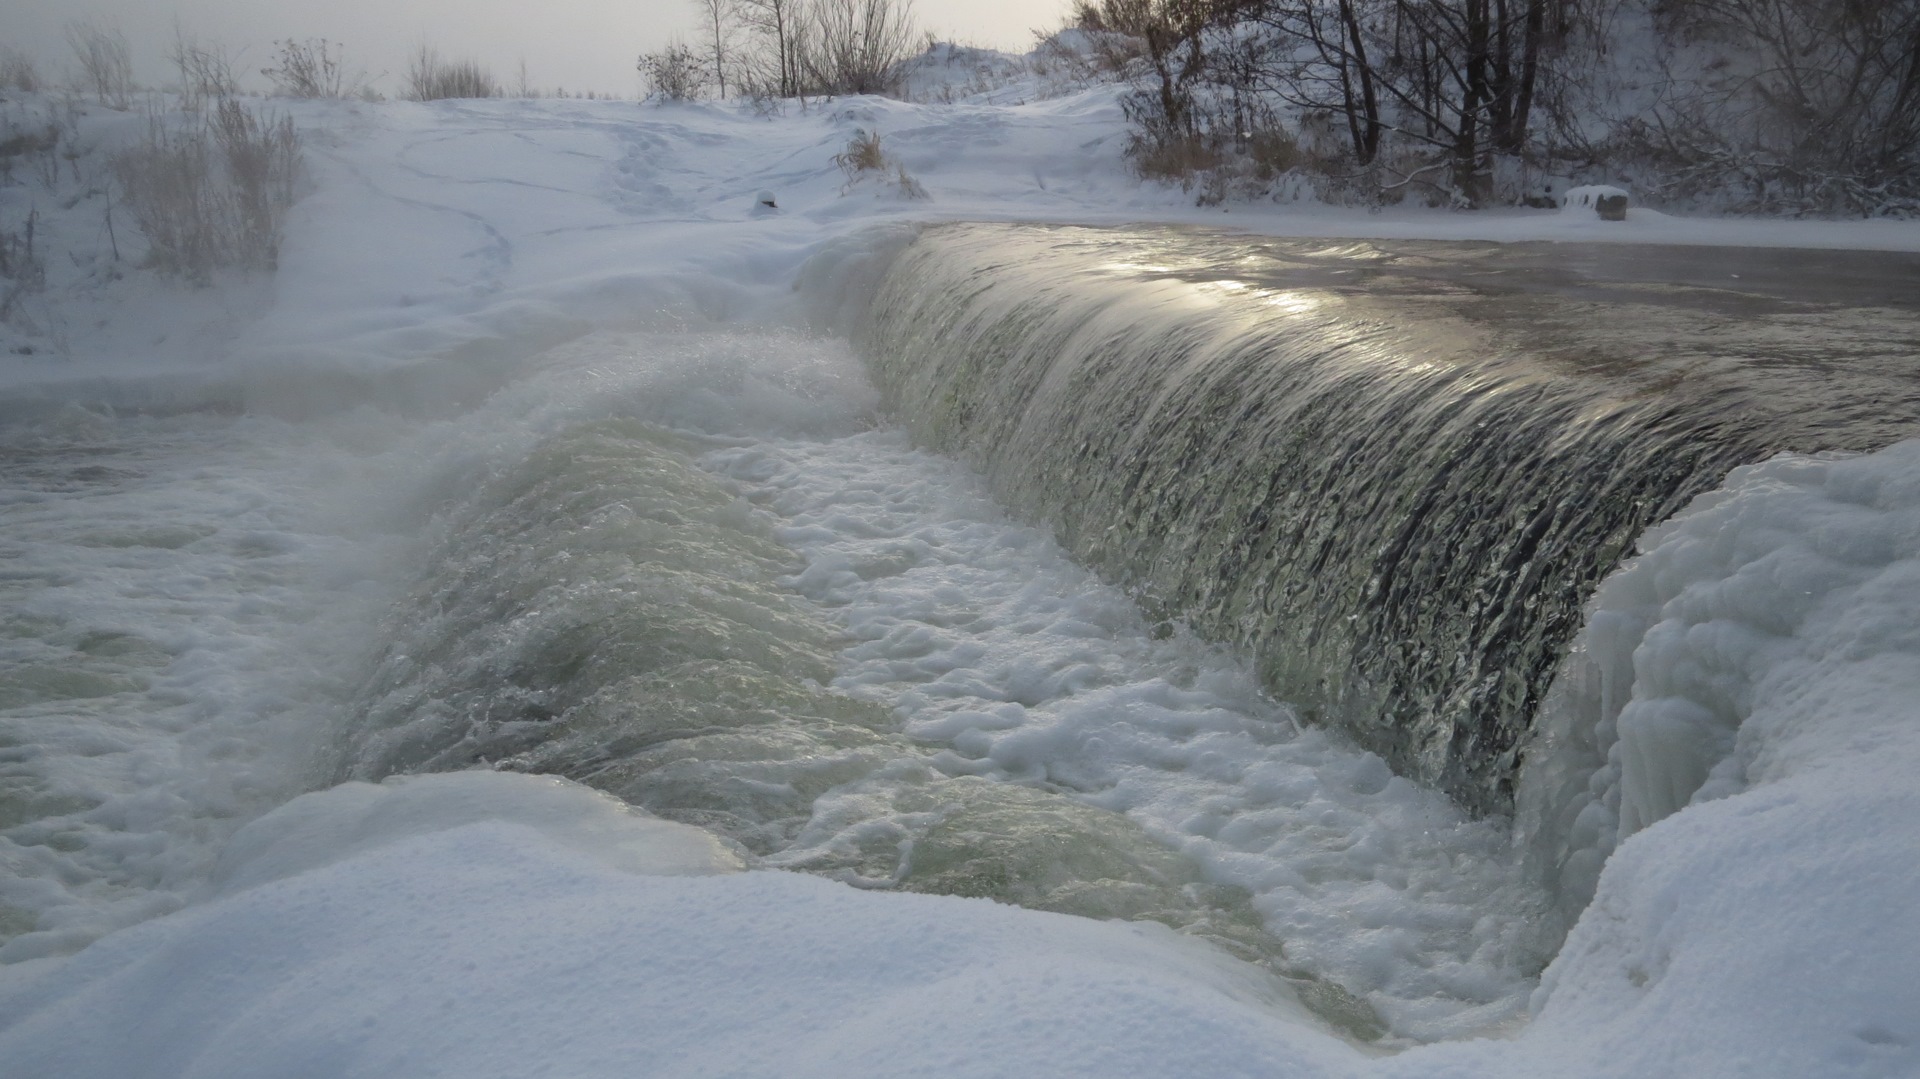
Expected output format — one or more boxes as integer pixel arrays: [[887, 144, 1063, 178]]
[[706, 429, 1552, 1041]]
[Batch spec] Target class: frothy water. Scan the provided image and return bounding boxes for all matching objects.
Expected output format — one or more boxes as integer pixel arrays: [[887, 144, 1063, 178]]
[[313, 330, 1548, 1040]]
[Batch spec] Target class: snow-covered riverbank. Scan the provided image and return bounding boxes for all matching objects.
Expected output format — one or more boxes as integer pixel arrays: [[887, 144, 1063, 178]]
[[3, 72, 1919, 1078]]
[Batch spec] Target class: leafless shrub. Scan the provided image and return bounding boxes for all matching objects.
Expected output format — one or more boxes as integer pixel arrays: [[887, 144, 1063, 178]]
[[639, 41, 711, 102], [1071, 0, 1158, 36], [0, 119, 59, 186], [64, 20, 134, 109], [112, 101, 302, 283], [263, 39, 355, 98], [406, 46, 499, 101], [728, 0, 918, 99], [1128, 126, 1223, 185], [169, 29, 240, 113], [0, 47, 42, 93], [1030, 28, 1142, 90]]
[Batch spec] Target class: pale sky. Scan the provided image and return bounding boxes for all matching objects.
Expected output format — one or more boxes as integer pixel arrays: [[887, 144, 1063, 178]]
[[5, 0, 1072, 98]]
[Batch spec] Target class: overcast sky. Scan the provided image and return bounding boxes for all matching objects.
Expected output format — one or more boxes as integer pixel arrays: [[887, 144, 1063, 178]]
[[6, 0, 1072, 98]]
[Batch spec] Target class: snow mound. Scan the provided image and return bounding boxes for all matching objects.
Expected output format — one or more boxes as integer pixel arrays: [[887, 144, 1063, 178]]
[[0, 805, 1351, 1079], [210, 772, 744, 897]]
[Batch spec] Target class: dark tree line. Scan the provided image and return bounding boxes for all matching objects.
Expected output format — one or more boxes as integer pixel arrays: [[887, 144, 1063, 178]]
[[1086, 0, 1920, 213]]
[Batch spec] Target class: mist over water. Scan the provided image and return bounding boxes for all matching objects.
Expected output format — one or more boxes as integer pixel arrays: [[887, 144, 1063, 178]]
[[0, 403, 406, 960]]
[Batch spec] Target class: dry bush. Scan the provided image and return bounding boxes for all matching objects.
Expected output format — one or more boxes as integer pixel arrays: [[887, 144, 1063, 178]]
[[832, 127, 927, 197], [264, 39, 355, 98], [0, 119, 59, 186], [406, 46, 499, 101], [169, 30, 240, 113], [0, 209, 44, 323], [112, 101, 301, 283], [0, 47, 41, 93], [1587, 0, 1920, 215], [65, 20, 134, 108], [639, 41, 711, 102], [211, 99, 299, 269], [833, 127, 888, 175]]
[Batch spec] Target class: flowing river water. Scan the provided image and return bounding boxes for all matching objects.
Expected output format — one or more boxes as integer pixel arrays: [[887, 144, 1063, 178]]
[[3, 225, 1917, 1045]]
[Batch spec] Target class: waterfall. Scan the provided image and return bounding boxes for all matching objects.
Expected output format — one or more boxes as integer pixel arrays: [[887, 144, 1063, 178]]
[[855, 223, 1920, 815]]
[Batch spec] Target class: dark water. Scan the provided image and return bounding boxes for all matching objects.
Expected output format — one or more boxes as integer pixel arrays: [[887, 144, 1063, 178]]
[[859, 224, 1920, 814]]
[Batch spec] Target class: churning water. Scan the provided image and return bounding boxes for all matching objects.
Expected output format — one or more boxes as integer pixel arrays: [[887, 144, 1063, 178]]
[[4, 226, 1917, 1046]]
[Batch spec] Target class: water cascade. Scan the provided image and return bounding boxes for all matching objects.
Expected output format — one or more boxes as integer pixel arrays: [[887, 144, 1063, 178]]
[[856, 224, 1920, 816]]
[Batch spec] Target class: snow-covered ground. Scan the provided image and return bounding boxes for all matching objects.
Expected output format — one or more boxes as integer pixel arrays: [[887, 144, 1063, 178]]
[[2, 56, 1919, 1078]]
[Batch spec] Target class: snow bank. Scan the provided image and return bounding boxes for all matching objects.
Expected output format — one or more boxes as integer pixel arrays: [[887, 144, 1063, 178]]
[[0, 775, 1354, 1079], [210, 772, 745, 896]]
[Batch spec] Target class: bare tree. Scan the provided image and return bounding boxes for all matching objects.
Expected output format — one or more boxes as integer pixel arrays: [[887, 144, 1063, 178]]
[[694, 0, 735, 98], [738, 0, 808, 97], [805, 0, 918, 95], [1249, 0, 1560, 203]]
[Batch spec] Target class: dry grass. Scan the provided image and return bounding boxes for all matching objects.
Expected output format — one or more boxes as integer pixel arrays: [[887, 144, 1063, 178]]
[[1128, 130, 1224, 185], [833, 128, 890, 177], [263, 39, 357, 99], [406, 46, 499, 101], [112, 100, 301, 283], [832, 129, 928, 199], [168, 30, 240, 113]]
